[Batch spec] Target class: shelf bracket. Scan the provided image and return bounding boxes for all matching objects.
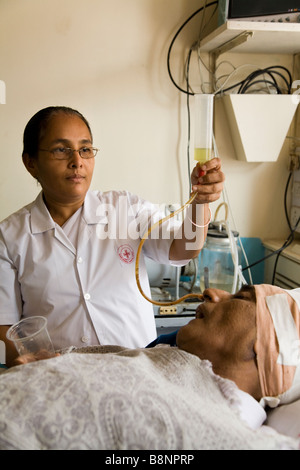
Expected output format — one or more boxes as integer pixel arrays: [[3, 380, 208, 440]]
[[208, 31, 254, 90], [211, 31, 254, 61]]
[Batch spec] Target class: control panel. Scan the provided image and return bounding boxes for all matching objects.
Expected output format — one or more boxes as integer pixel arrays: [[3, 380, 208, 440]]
[[234, 12, 300, 23]]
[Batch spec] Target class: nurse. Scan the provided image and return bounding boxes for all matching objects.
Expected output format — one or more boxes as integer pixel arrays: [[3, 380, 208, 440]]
[[0, 106, 224, 367]]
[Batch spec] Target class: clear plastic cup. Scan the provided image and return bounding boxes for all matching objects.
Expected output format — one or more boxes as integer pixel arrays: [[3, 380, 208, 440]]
[[6, 316, 55, 358]]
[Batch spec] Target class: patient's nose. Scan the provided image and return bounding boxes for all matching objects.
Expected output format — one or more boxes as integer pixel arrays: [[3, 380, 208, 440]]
[[203, 288, 231, 303]]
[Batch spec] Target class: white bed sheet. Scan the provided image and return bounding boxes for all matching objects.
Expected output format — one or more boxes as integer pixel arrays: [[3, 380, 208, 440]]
[[267, 400, 300, 439]]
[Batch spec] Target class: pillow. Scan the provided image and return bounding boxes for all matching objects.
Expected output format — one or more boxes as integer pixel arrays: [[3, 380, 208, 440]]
[[266, 399, 300, 439]]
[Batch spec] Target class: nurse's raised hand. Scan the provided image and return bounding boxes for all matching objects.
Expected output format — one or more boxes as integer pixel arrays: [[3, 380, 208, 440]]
[[191, 157, 224, 204]]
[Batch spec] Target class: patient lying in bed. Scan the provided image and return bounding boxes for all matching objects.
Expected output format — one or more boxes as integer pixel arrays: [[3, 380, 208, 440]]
[[12, 283, 300, 407], [0, 284, 299, 450], [152, 284, 300, 409]]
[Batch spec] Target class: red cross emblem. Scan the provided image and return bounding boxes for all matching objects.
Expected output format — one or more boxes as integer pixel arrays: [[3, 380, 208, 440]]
[[117, 244, 135, 264]]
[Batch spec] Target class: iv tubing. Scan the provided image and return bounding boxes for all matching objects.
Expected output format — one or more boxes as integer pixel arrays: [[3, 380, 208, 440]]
[[212, 201, 247, 294], [135, 192, 204, 306]]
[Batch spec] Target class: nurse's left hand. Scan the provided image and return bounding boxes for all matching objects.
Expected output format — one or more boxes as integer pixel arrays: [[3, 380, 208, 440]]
[[11, 350, 60, 367], [191, 157, 224, 204]]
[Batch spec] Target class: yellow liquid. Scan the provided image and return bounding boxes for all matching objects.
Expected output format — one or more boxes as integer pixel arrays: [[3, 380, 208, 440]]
[[194, 148, 211, 164]]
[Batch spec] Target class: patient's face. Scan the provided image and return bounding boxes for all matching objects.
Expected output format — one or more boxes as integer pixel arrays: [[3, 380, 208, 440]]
[[177, 286, 261, 399]]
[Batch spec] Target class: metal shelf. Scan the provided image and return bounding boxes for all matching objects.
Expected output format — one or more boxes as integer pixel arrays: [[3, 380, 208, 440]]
[[199, 20, 300, 56]]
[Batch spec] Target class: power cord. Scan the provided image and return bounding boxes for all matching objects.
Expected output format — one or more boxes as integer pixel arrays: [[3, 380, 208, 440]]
[[241, 222, 300, 281], [167, 1, 218, 96]]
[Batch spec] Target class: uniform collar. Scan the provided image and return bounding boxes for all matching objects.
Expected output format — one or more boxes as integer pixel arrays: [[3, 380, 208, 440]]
[[81, 190, 106, 225], [30, 192, 55, 234], [30, 190, 103, 234]]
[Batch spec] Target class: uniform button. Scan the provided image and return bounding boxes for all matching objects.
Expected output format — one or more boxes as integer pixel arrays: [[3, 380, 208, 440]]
[[84, 293, 91, 300], [81, 335, 89, 343], [77, 257, 83, 263]]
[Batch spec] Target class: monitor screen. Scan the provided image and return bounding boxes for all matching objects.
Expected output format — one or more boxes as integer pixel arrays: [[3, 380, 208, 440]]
[[228, 0, 300, 18]]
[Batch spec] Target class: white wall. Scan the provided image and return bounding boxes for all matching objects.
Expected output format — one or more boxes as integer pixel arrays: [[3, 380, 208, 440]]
[[0, 0, 296, 241]]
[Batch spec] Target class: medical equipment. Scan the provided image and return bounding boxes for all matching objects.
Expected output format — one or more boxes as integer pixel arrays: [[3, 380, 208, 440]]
[[197, 203, 242, 294], [194, 94, 214, 164], [219, 0, 300, 25]]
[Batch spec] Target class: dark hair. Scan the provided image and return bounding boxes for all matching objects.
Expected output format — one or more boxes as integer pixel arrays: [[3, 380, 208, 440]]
[[22, 106, 93, 157]]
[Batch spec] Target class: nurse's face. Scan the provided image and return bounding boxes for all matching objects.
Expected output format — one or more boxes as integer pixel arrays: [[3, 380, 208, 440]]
[[24, 113, 95, 207], [176, 286, 262, 399]]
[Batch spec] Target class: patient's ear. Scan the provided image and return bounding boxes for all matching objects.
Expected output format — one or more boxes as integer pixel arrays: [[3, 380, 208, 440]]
[[22, 153, 38, 180]]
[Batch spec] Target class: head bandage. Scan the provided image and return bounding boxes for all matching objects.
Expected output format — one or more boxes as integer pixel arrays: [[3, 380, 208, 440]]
[[254, 284, 300, 408]]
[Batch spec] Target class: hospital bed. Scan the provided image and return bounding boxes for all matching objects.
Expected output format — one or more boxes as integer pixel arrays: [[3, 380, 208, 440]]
[[0, 345, 299, 450]]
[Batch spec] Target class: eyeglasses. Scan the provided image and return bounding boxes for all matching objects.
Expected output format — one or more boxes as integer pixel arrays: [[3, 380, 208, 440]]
[[39, 147, 99, 160]]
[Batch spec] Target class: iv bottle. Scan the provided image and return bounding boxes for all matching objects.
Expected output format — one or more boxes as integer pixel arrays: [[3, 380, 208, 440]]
[[197, 223, 241, 293]]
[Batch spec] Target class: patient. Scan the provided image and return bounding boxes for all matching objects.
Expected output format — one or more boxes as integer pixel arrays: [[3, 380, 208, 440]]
[[10, 284, 300, 408], [149, 283, 300, 408]]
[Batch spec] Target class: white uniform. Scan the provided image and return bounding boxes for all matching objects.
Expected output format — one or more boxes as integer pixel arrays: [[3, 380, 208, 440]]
[[0, 190, 186, 350]]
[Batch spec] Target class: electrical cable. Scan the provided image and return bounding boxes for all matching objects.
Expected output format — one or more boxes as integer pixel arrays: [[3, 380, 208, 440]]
[[168, 10, 292, 97], [215, 66, 292, 95], [241, 229, 297, 273], [198, 0, 208, 41], [167, 1, 217, 95], [271, 236, 294, 285], [240, 79, 282, 95], [241, 218, 300, 274], [270, 222, 299, 285], [284, 172, 293, 231], [196, 1, 218, 93], [271, 171, 298, 284]]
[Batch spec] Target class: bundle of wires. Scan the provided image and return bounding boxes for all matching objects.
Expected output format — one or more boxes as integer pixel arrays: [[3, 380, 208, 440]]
[[167, 0, 218, 96], [167, 3, 293, 96], [215, 65, 293, 95]]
